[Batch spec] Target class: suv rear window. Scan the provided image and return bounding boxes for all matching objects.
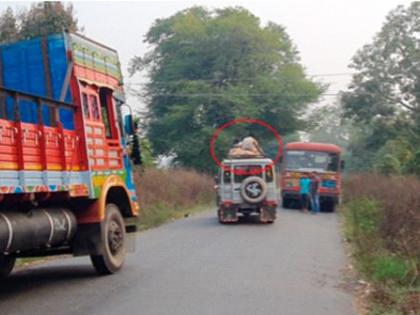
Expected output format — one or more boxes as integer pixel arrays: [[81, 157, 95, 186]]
[[265, 165, 274, 182], [234, 165, 262, 183], [223, 168, 231, 183]]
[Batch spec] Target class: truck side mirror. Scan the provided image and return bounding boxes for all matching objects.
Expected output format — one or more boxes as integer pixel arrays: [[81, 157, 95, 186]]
[[124, 114, 134, 135], [340, 160, 345, 170]]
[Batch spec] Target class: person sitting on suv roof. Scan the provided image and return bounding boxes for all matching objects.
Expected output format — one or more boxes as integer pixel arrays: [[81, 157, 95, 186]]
[[228, 135, 265, 158]]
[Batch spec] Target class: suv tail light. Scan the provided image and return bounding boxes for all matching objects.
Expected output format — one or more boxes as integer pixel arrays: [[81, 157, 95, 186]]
[[263, 200, 278, 207]]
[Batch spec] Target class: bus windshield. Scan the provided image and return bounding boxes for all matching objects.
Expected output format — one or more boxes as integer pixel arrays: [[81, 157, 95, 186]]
[[285, 150, 339, 172]]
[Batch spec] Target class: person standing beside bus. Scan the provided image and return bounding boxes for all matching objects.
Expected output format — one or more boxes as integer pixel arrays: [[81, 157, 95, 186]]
[[299, 175, 311, 212], [310, 172, 321, 214]]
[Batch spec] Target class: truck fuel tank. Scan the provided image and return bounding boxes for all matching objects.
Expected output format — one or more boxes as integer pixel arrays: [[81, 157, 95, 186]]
[[0, 208, 77, 254]]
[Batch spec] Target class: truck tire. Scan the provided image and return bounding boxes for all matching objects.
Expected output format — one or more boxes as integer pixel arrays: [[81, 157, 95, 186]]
[[327, 200, 336, 212], [91, 204, 126, 275], [282, 197, 290, 209], [259, 207, 276, 224], [240, 176, 268, 204], [321, 199, 336, 212], [217, 209, 224, 224], [0, 254, 15, 278]]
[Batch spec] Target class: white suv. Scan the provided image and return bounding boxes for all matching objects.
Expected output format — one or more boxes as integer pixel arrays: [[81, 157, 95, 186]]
[[216, 158, 278, 223]]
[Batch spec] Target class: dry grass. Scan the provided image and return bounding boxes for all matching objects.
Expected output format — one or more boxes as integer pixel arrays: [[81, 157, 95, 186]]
[[344, 174, 420, 267], [343, 173, 420, 315], [134, 167, 215, 229]]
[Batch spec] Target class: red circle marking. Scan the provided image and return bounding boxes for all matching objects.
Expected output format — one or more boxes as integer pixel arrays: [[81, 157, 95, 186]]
[[210, 118, 283, 175]]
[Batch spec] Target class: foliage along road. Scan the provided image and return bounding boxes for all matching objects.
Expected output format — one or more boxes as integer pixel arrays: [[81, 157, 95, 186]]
[[0, 208, 355, 315]]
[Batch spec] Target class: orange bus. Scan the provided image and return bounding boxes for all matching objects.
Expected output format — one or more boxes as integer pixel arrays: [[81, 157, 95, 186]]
[[280, 142, 344, 212]]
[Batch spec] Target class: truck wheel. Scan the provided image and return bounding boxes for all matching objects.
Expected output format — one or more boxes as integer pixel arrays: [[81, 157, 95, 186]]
[[91, 204, 126, 275], [321, 200, 336, 212], [259, 208, 276, 224], [328, 201, 336, 213], [0, 254, 15, 278], [217, 210, 223, 224]]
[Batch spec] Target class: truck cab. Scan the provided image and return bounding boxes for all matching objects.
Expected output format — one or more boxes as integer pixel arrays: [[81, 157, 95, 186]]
[[280, 142, 343, 212], [0, 32, 139, 277]]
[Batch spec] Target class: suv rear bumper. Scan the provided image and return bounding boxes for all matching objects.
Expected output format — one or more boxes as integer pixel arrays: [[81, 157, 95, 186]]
[[218, 202, 277, 223]]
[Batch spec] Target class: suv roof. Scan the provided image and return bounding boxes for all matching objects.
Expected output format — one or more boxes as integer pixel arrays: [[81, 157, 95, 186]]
[[222, 158, 274, 164]]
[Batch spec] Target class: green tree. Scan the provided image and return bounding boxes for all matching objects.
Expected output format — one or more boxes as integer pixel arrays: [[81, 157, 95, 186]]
[[374, 138, 413, 175], [130, 7, 322, 172], [308, 104, 351, 148], [139, 138, 155, 168], [0, 7, 18, 44], [404, 149, 420, 176], [343, 117, 400, 171], [340, 2, 420, 174], [342, 2, 420, 129], [0, 2, 79, 43], [19, 2, 79, 39]]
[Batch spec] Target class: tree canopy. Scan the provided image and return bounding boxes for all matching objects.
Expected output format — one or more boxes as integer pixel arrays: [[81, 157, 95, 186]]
[[340, 2, 420, 174], [131, 7, 322, 172], [0, 2, 79, 45], [342, 2, 420, 134], [0, 7, 18, 44]]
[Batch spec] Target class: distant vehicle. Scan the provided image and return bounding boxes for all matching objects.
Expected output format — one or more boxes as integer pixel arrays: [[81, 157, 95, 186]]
[[216, 158, 278, 223], [0, 32, 139, 278], [280, 142, 344, 212]]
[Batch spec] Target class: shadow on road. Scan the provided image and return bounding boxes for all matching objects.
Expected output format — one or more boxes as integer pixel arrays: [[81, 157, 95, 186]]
[[0, 264, 97, 298]]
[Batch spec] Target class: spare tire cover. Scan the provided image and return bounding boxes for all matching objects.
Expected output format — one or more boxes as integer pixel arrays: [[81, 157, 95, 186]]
[[240, 176, 268, 204]]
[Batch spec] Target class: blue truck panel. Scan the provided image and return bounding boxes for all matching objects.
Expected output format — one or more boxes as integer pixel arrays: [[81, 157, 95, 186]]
[[0, 34, 74, 129], [47, 34, 72, 102]]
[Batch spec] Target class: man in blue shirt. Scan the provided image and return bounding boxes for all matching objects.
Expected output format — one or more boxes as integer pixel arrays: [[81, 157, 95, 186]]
[[299, 175, 311, 212]]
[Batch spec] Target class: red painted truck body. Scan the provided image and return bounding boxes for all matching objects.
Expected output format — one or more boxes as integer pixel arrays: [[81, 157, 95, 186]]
[[0, 32, 139, 277]]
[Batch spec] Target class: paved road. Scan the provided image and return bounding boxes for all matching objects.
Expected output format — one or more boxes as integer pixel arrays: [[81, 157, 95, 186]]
[[0, 208, 355, 315]]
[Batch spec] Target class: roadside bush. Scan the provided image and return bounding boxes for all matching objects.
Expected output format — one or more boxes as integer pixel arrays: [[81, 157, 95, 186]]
[[134, 167, 214, 229], [404, 149, 420, 177], [343, 174, 420, 276], [372, 255, 408, 284], [343, 173, 420, 315], [344, 199, 382, 268]]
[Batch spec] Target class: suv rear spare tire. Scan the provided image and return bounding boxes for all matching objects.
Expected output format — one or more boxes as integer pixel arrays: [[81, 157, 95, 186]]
[[240, 176, 268, 204]]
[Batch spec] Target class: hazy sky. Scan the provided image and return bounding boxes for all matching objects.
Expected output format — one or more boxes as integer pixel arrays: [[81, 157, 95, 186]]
[[0, 0, 415, 109]]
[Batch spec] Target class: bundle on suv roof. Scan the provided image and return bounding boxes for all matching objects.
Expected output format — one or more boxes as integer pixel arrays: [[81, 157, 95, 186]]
[[228, 136, 265, 159]]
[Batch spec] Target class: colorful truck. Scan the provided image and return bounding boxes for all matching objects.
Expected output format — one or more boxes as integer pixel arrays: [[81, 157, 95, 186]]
[[280, 142, 343, 212], [0, 32, 139, 277]]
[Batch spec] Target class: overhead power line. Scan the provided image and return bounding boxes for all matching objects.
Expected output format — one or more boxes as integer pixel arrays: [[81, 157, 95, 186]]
[[134, 92, 341, 98], [309, 72, 355, 77], [129, 72, 355, 86]]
